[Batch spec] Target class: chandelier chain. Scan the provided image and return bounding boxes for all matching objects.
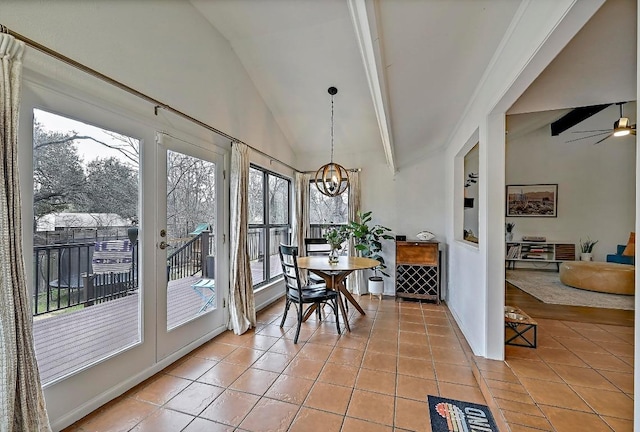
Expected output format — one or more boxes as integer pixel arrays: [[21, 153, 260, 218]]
[[330, 93, 335, 163]]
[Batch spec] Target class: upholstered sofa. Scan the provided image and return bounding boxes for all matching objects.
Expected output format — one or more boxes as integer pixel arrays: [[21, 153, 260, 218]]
[[606, 244, 635, 265]]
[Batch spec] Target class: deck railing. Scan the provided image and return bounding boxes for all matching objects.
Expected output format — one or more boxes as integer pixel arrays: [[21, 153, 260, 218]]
[[167, 231, 214, 281]]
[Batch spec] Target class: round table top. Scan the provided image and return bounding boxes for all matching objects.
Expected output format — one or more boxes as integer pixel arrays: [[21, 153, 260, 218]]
[[297, 256, 380, 272]]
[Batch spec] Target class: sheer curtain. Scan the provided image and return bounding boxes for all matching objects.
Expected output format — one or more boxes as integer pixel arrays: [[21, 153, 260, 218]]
[[346, 170, 365, 294], [292, 173, 311, 283], [0, 32, 52, 431], [228, 143, 255, 335]]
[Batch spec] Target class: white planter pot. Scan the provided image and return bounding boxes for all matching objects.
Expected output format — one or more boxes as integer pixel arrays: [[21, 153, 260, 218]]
[[368, 276, 384, 300], [580, 253, 593, 261]]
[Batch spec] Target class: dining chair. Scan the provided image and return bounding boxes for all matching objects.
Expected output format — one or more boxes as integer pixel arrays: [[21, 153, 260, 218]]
[[278, 244, 340, 343], [304, 238, 331, 284]]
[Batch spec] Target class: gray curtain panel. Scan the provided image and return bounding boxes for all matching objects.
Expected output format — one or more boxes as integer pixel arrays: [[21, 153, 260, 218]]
[[346, 170, 365, 294], [0, 33, 52, 431], [292, 173, 311, 283]]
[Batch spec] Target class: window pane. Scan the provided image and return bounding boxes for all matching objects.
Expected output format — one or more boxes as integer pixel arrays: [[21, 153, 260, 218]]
[[309, 182, 349, 224], [248, 167, 264, 224], [268, 175, 289, 224], [269, 227, 289, 278], [32, 108, 140, 385], [248, 227, 265, 285]]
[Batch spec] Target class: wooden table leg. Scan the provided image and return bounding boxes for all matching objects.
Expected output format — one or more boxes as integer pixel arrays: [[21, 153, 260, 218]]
[[336, 290, 351, 332]]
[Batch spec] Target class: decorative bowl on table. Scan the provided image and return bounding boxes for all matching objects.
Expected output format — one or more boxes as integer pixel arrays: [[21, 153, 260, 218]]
[[416, 231, 435, 241]]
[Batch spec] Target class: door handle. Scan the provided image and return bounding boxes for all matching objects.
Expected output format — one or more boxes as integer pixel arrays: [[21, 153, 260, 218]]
[[159, 241, 168, 250]]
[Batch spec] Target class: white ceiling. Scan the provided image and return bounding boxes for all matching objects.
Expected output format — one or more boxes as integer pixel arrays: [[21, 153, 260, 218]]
[[191, 0, 636, 170]]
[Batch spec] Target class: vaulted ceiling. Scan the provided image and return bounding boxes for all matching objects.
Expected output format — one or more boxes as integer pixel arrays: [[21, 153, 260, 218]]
[[191, 0, 636, 170]]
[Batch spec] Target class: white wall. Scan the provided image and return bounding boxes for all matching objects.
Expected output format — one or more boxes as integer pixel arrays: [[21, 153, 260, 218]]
[[443, 0, 607, 358], [506, 103, 636, 263]]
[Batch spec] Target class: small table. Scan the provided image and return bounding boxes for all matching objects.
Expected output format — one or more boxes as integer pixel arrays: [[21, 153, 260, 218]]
[[297, 256, 379, 332], [504, 306, 537, 348]]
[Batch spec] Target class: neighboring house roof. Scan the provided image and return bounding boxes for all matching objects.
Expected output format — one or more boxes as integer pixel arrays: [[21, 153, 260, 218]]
[[37, 213, 131, 231]]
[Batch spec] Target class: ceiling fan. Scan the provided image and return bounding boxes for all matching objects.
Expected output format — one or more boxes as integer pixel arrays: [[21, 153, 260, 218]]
[[566, 102, 636, 144]]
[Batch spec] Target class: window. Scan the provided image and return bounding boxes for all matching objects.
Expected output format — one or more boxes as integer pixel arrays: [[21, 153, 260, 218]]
[[309, 180, 349, 237], [248, 165, 291, 287]]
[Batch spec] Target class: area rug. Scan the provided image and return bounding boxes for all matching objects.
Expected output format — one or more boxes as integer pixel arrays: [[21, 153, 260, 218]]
[[506, 269, 635, 310], [427, 395, 498, 432]]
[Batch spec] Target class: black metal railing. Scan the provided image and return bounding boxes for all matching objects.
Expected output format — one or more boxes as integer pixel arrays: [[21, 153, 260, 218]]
[[167, 231, 214, 281], [33, 241, 139, 316], [247, 227, 290, 261]]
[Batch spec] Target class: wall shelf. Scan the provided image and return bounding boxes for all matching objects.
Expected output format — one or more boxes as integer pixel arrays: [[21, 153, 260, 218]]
[[506, 241, 575, 270]]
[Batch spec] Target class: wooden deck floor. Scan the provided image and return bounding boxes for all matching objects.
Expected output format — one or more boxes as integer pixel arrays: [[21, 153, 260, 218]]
[[33, 255, 281, 385], [33, 276, 210, 385]]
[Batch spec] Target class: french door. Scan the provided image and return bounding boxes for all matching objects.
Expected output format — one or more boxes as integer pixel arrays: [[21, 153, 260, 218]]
[[155, 133, 228, 359]]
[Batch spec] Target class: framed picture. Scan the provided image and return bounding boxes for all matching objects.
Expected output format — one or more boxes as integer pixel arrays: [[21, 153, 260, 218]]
[[506, 184, 558, 217]]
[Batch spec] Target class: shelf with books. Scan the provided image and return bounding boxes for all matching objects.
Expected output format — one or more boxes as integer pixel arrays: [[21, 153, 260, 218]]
[[505, 241, 575, 270]]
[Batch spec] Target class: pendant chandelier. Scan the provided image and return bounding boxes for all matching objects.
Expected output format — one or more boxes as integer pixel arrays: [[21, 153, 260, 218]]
[[315, 86, 349, 197]]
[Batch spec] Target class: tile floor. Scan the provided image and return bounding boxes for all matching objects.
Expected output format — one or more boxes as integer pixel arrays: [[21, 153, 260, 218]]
[[63, 296, 635, 432]]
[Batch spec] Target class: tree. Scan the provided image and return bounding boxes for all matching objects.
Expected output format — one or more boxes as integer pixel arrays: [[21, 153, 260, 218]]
[[85, 157, 138, 221], [33, 122, 87, 220]]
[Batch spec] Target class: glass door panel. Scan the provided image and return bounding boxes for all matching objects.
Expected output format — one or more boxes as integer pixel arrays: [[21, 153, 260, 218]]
[[31, 108, 141, 385]]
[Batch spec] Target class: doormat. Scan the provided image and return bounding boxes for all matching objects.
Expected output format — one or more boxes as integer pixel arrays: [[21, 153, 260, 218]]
[[427, 395, 498, 432]]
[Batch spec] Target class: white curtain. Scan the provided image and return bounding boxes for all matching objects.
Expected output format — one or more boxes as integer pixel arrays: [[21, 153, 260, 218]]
[[292, 173, 311, 253], [0, 33, 52, 431], [228, 143, 255, 335], [346, 170, 365, 294]]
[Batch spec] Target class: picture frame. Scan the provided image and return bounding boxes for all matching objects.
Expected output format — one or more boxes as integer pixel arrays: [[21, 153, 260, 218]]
[[506, 184, 558, 217]]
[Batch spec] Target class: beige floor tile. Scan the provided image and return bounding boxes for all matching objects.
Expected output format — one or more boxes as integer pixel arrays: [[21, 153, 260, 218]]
[[488, 387, 536, 405], [267, 338, 303, 355], [289, 407, 343, 432], [493, 398, 545, 417], [182, 418, 234, 432], [427, 324, 456, 337], [264, 374, 314, 405], [485, 378, 527, 394], [480, 368, 520, 383], [239, 397, 298, 432], [428, 334, 461, 349], [327, 346, 365, 367], [307, 331, 341, 346], [504, 346, 542, 361], [501, 410, 552, 430], [398, 341, 431, 359], [508, 424, 553, 432], [434, 363, 476, 386], [130, 407, 193, 432], [214, 330, 254, 347], [518, 377, 591, 412], [199, 389, 259, 427], [220, 346, 265, 367], [318, 362, 359, 387], [133, 374, 192, 405], [598, 369, 634, 394], [197, 361, 247, 387], [362, 351, 397, 373], [539, 405, 615, 432], [396, 374, 438, 401], [535, 347, 587, 366], [304, 381, 353, 415], [342, 416, 393, 432], [602, 416, 634, 432], [571, 385, 634, 420], [399, 321, 426, 334], [394, 397, 430, 432], [165, 356, 217, 381], [398, 330, 428, 345], [355, 367, 396, 395], [229, 367, 279, 395], [547, 363, 618, 390], [239, 333, 280, 351], [251, 351, 293, 373], [335, 335, 368, 351], [296, 341, 334, 362], [256, 324, 289, 339], [79, 398, 157, 432], [573, 351, 634, 373], [437, 382, 486, 405], [282, 356, 325, 380], [397, 356, 435, 380], [165, 382, 224, 416], [346, 389, 395, 426], [367, 338, 399, 353], [507, 358, 562, 382]]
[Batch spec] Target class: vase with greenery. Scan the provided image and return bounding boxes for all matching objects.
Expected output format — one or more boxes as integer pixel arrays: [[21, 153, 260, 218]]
[[579, 237, 598, 261], [323, 225, 349, 263], [505, 222, 515, 242], [345, 211, 394, 295]]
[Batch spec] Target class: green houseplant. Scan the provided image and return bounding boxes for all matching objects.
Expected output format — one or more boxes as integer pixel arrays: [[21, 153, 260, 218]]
[[323, 225, 350, 263], [346, 211, 394, 296], [579, 237, 598, 261]]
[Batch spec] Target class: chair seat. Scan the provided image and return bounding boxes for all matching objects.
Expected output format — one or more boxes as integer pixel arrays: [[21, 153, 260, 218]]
[[287, 286, 337, 303]]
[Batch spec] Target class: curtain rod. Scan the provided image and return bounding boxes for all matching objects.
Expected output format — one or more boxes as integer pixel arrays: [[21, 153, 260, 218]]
[[302, 168, 361, 174], [1, 24, 301, 173]]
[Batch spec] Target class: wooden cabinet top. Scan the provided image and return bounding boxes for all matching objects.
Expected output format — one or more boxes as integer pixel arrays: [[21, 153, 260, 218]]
[[396, 241, 438, 266], [395, 240, 439, 246]]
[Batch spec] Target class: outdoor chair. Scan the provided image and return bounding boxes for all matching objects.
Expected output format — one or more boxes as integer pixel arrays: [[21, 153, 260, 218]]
[[278, 244, 340, 343], [84, 239, 135, 305]]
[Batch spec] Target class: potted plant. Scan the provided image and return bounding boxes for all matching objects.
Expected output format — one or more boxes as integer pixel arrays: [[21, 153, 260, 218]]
[[505, 222, 515, 242], [323, 225, 350, 263], [464, 172, 478, 208], [579, 237, 598, 261], [346, 211, 394, 297]]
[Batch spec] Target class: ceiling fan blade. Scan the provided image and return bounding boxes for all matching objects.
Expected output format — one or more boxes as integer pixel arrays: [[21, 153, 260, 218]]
[[570, 129, 612, 133], [565, 132, 611, 143], [593, 133, 613, 145]]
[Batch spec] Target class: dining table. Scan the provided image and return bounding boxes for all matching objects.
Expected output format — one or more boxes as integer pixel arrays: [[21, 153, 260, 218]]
[[296, 255, 380, 332]]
